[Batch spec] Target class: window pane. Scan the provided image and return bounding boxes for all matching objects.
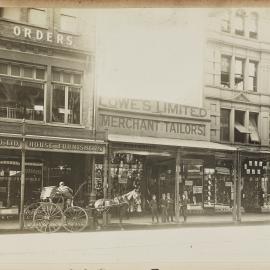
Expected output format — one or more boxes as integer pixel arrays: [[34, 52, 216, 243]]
[[221, 12, 230, 32], [249, 62, 256, 76], [221, 56, 230, 72], [249, 13, 257, 33], [36, 69, 45, 80], [28, 8, 47, 27], [52, 71, 61, 82], [11, 65, 20, 76], [73, 74, 81, 84], [1, 8, 20, 21], [0, 63, 8, 74], [20, 82, 44, 121], [235, 59, 243, 74], [23, 67, 33, 78], [52, 85, 65, 123], [220, 109, 230, 141], [68, 87, 80, 124], [0, 79, 44, 121], [60, 14, 77, 33], [63, 73, 71, 83]]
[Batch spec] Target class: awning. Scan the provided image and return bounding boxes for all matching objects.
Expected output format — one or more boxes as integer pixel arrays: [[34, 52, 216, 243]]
[[235, 122, 251, 134], [108, 134, 237, 152], [249, 118, 260, 143]]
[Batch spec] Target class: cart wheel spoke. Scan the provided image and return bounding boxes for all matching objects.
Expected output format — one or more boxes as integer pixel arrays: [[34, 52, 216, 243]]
[[33, 203, 63, 233], [63, 206, 88, 232]]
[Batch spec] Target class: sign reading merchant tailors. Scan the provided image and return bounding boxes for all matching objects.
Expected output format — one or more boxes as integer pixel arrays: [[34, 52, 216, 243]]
[[98, 97, 210, 141]]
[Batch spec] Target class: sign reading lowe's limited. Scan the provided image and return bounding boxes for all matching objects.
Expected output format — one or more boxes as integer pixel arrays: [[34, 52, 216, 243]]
[[98, 96, 210, 141]]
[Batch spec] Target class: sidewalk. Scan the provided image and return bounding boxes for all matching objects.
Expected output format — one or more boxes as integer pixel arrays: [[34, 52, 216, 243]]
[[1, 213, 270, 233]]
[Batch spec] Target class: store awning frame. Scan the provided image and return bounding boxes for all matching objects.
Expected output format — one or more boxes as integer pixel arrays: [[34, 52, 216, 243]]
[[108, 134, 237, 152]]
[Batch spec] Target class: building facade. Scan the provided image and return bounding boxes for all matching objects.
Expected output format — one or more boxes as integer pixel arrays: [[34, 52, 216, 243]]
[[204, 8, 270, 212], [97, 96, 236, 218], [0, 8, 106, 217]]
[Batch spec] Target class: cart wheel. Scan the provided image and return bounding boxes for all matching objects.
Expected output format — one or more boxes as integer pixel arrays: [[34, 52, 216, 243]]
[[63, 206, 88, 232], [24, 202, 41, 230], [33, 203, 64, 233]]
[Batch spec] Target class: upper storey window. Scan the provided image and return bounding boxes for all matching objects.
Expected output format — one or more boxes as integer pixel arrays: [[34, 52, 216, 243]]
[[60, 9, 78, 34], [221, 11, 231, 33], [28, 8, 47, 27], [235, 11, 245, 36], [248, 12, 258, 39], [1, 8, 21, 21]]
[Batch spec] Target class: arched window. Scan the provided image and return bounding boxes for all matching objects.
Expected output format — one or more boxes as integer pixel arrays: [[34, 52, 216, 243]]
[[248, 12, 258, 39]]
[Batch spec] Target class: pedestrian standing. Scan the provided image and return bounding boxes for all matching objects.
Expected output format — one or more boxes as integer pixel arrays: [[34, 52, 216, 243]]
[[166, 193, 174, 222], [180, 193, 188, 222], [149, 194, 159, 224], [160, 193, 167, 223]]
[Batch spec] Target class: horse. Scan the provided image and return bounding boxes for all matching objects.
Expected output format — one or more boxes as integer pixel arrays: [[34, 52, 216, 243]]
[[94, 189, 142, 229]]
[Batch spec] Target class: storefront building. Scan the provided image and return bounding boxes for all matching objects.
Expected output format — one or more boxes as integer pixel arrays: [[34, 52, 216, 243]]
[[0, 8, 106, 218], [97, 96, 236, 218], [204, 9, 270, 213]]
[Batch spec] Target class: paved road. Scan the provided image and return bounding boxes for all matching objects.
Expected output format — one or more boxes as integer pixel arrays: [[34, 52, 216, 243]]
[[1, 224, 270, 270]]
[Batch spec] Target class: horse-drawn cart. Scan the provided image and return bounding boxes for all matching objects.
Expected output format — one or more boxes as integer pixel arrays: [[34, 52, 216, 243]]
[[24, 186, 88, 233], [24, 184, 141, 233]]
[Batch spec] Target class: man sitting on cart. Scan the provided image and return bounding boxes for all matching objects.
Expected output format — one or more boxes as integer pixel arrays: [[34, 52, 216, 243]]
[[57, 181, 73, 207]]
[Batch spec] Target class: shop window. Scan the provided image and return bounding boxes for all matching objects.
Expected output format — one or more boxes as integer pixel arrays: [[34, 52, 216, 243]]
[[221, 11, 231, 33], [235, 12, 245, 36], [60, 9, 78, 33], [220, 108, 230, 142], [249, 112, 260, 144], [235, 58, 244, 90], [0, 62, 46, 121], [248, 12, 258, 39], [28, 8, 47, 27], [248, 61, 257, 91], [234, 110, 248, 143], [1, 8, 21, 21], [221, 55, 231, 88]]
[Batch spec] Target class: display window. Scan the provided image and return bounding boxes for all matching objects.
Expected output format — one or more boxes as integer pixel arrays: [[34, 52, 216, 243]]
[[0, 159, 43, 209], [0, 62, 46, 121]]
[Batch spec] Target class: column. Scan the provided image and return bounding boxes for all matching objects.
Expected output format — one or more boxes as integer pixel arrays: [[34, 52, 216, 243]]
[[19, 119, 26, 230], [233, 152, 237, 222], [103, 146, 108, 226], [175, 149, 181, 223], [237, 149, 242, 222], [230, 108, 235, 143], [244, 111, 249, 144]]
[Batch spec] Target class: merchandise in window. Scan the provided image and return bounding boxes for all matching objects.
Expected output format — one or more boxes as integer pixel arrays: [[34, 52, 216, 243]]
[[235, 58, 244, 90]]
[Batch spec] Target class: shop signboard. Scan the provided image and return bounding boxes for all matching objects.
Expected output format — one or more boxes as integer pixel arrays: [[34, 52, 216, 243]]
[[98, 96, 210, 141], [185, 180, 193, 186], [25, 139, 106, 154], [0, 137, 21, 149], [193, 186, 203, 194]]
